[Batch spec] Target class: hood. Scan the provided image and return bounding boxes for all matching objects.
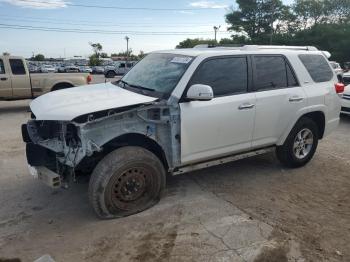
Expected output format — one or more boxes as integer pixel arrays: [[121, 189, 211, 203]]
[[30, 82, 157, 121]]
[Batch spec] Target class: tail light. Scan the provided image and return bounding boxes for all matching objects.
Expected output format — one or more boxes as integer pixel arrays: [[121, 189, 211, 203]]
[[335, 83, 345, 94], [87, 74, 92, 84]]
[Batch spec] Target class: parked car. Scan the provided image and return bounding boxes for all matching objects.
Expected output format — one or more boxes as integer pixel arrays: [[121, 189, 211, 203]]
[[341, 72, 350, 115], [28, 64, 40, 73], [40, 64, 56, 73], [64, 65, 80, 73], [92, 66, 105, 74], [329, 61, 343, 78], [104, 61, 137, 78], [57, 65, 66, 73], [22, 45, 342, 219], [0, 54, 92, 100], [79, 66, 92, 73]]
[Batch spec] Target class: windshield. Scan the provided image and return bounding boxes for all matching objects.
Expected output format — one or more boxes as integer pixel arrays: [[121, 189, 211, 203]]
[[115, 53, 193, 98]]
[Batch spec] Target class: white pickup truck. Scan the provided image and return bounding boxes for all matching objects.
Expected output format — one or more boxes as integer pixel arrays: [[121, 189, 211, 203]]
[[0, 54, 92, 100]]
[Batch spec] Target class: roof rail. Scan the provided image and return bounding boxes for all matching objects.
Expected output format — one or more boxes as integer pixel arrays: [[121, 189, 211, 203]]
[[243, 45, 318, 51], [193, 44, 318, 51]]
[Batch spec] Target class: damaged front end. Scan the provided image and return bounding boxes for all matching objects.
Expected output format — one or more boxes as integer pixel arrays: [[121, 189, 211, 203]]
[[22, 102, 179, 189], [22, 119, 90, 188]]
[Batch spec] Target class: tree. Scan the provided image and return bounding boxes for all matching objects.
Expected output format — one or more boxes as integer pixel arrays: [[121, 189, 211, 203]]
[[89, 42, 103, 66], [89, 55, 101, 66], [176, 38, 217, 48], [100, 52, 109, 58], [89, 42, 102, 58], [138, 50, 146, 59], [225, 0, 293, 44], [33, 54, 45, 61]]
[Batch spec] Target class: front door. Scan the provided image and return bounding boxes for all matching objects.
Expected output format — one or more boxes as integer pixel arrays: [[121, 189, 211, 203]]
[[180, 56, 256, 164], [0, 58, 12, 98]]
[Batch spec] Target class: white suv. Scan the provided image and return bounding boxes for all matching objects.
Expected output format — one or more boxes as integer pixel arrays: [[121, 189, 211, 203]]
[[22, 45, 342, 218]]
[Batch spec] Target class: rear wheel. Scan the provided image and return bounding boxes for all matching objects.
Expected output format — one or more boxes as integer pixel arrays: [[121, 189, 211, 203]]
[[276, 117, 319, 168], [88, 146, 166, 219], [105, 71, 116, 78]]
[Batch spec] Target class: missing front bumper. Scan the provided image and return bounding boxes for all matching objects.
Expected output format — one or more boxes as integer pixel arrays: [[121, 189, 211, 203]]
[[28, 166, 61, 189]]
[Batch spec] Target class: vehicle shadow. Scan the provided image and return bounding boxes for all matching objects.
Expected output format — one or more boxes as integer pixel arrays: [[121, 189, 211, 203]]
[[0, 101, 31, 114], [340, 113, 350, 123]]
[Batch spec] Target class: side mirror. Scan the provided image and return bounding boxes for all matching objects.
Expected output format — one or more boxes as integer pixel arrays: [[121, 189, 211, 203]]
[[186, 84, 214, 101]]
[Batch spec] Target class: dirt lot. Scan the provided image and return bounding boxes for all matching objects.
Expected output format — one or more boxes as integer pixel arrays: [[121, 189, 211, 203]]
[[0, 99, 349, 262]]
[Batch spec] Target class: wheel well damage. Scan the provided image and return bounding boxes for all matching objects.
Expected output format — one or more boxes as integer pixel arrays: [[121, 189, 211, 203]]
[[76, 133, 169, 174]]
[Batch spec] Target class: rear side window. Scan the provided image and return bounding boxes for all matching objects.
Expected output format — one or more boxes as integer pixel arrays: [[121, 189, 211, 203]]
[[9, 59, 26, 75], [0, 59, 5, 74], [299, 54, 333, 83], [253, 56, 287, 90], [190, 57, 248, 97]]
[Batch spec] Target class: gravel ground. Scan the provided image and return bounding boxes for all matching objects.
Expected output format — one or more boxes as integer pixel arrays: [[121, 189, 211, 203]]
[[0, 98, 349, 262]]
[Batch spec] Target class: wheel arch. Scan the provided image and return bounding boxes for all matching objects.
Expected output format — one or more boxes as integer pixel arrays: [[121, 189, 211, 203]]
[[278, 110, 326, 145], [51, 82, 74, 91], [77, 133, 169, 174]]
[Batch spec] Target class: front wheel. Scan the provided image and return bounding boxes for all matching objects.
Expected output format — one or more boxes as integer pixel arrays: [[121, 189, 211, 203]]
[[88, 146, 166, 219], [276, 117, 319, 168]]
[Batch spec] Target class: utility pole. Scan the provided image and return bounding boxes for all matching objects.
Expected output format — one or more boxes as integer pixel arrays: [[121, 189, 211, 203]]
[[213, 25, 221, 43], [125, 36, 130, 61]]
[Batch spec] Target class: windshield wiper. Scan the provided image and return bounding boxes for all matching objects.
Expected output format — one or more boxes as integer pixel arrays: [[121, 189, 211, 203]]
[[120, 80, 155, 92]]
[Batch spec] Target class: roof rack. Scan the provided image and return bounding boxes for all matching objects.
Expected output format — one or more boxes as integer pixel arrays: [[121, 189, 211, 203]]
[[193, 44, 318, 51]]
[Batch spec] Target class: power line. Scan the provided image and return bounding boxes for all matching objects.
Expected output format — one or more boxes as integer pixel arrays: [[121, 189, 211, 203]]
[[0, 16, 217, 28], [0, 23, 232, 36], [16, 0, 226, 11], [0, 13, 223, 26]]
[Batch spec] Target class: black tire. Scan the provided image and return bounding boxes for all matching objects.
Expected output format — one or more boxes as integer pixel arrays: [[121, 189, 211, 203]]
[[105, 71, 116, 78], [276, 117, 319, 168], [88, 146, 166, 219]]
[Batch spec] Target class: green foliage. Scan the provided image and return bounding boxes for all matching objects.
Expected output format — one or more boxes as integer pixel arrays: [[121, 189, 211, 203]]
[[111, 49, 146, 60], [89, 42, 103, 57], [225, 0, 291, 43], [89, 42, 103, 66], [33, 54, 45, 61], [222, 0, 350, 63], [138, 50, 146, 59], [89, 54, 102, 66], [176, 38, 217, 48]]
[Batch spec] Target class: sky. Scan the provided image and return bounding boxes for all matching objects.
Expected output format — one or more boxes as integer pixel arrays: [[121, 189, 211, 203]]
[[0, 0, 294, 58]]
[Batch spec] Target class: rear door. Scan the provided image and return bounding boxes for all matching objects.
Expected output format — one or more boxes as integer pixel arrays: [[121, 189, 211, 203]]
[[0, 58, 12, 98], [251, 55, 307, 148], [9, 58, 31, 98], [180, 56, 256, 164]]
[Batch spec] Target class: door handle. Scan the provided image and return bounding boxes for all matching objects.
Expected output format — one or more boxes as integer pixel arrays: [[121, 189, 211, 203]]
[[289, 96, 304, 102], [0, 77, 7, 81], [238, 103, 255, 110]]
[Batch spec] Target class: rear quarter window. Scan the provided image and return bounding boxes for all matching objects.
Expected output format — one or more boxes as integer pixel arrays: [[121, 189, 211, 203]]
[[299, 54, 333, 83]]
